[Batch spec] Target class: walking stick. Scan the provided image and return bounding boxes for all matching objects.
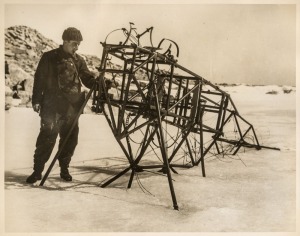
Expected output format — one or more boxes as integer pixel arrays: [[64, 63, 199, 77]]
[[40, 85, 95, 186]]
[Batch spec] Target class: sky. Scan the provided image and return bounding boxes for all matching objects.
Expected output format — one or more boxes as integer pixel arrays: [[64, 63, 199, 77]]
[[3, 1, 296, 86]]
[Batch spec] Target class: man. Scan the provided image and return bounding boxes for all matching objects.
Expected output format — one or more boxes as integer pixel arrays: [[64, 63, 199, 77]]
[[26, 27, 95, 184]]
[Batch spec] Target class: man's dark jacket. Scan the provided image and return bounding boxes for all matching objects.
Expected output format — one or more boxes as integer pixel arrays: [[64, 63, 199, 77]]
[[32, 46, 94, 116]]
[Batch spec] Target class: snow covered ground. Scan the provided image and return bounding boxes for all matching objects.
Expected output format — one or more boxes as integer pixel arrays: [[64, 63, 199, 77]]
[[3, 85, 297, 234]]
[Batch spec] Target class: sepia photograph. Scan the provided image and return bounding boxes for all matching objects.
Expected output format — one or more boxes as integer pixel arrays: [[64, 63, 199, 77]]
[[1, 0, 298, 235]]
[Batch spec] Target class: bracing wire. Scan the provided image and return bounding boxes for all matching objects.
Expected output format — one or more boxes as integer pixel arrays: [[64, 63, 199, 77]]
[[135, 173, 155, 196]]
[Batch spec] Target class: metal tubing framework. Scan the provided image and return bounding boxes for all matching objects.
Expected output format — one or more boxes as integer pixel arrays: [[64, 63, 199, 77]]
[[39, 24, 280, 210], [90, 25, 279, 209]]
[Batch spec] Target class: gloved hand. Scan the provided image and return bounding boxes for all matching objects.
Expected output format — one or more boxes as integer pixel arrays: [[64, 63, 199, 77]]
[[33, 104, 41, 113], [105, 79, 113, 89], [88, 78, 97, 88]]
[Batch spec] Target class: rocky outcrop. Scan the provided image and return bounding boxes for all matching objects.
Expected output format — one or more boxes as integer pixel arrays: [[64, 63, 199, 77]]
[[5, 26, 58, 78]]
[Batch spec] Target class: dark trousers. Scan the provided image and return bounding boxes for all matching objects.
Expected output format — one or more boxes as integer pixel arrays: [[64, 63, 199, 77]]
[[33, 111, 79, 174]]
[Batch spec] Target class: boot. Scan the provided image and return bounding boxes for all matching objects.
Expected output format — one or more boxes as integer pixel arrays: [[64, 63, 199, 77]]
[[26, 171, 42, 184], [60, 168, 72, 181]]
